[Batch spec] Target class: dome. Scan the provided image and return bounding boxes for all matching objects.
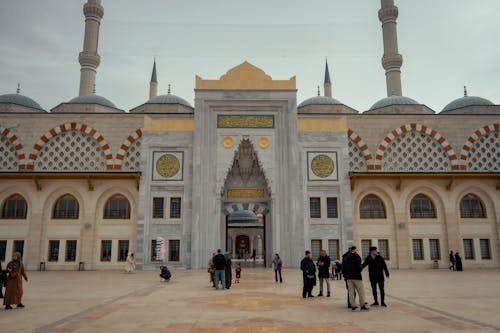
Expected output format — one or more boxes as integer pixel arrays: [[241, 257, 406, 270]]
[[68, 94, 117, 108], [442, 95, 494, 112], [369, 95, 419, 110], [228, 210, 259, 223], [298, 96, 342, 108], [146, 94, 192, 108], [0, 93, 44, 110]]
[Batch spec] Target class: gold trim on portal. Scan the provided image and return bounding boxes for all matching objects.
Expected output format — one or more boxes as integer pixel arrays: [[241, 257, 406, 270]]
[[195, 61, 296, 90], [144, 116, 194, 132], [226, 188, 266, 199], [297, 117, 347, 132]]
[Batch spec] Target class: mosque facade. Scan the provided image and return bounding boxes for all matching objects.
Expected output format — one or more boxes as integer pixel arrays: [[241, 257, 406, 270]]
[[0, 0, 498, 270]]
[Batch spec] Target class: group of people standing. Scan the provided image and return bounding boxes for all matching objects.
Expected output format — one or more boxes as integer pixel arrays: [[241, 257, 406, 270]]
[[208, 249, 241, 290], [449, 250, 463, 271], [301, 246, 390, 311], [1, 252, 28, 310]]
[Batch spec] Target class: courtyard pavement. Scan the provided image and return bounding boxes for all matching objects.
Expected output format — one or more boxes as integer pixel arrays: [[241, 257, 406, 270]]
[[0, 267, 499, 333]]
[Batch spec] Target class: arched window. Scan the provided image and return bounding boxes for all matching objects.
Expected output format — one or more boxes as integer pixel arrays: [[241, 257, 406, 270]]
[[53, 194, 79, 219], [410, 193, 436, 218], [359, 194, 386, 219], [1, 194, 27, 219], [103, 194, 131, 219], [460, 193, 486, 218]]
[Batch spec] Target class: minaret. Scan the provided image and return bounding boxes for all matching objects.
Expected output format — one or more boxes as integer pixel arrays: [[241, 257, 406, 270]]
[[324, 59, 332, 97], [149, 59, 158, 99], [78, 0, 104, 96], [379, 0, 403, 96]]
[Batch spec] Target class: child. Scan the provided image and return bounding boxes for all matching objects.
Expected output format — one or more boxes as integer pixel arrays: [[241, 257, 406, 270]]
[[235, 263, 242, 283]]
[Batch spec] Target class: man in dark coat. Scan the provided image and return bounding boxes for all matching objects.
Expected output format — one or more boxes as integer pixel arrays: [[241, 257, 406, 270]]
[[300, 250, 316, 298], [449, 250, 455, 271], [362, 246, 389, 306], [316, 249, 331, 297], [342, 247, 355, 308], [213, 249, 227, 290], [343, 246, 368, 311]]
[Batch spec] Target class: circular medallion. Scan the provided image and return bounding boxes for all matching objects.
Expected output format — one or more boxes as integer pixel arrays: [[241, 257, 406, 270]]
[[223, 136, 234, 148], [311, 154, 334, 178], [156, 154, 180, 178], [259, 136, 270, 149]]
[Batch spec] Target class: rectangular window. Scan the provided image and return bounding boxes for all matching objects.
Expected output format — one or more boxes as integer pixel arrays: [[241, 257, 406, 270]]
[[378, 239, 389, 260], [168, 240, 180, 262], [118, 240, 129, 262], [311, 239, 322, 260], [152, 197, 164, 218], [480, 239, 491, 260], [48, 240, 60, 262], [412, 239, 424, 260], [309, 197, 321, 218], [13, 240, 24, 259], [0, 240, 7, 261], [463, 239, 474, 260], [170, 197, 182, 219], [361, 239, 372, 259], [100, 240, 112, 262], [65, 240, 77, 262], [429, 239, 441, 260], [151, 239, 164, 262], [328, 239, 339, 260], [326, 197, 338, 218]]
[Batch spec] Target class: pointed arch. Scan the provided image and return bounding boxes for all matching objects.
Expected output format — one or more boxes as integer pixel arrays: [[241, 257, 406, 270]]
[[26, 122, 113, 170], [459, 123, 499, 171], [347, 129, 372, 171], [374, 123, 458, 171], [114, 128, 143, 170], [0, 126, 25, 170]]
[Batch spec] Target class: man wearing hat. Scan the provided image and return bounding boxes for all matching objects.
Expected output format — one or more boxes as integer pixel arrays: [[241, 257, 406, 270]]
[[362, 246, 389, 307]]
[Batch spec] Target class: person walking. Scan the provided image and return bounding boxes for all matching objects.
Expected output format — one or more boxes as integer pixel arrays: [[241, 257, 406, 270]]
[[235, 263, 242, 283], [272, 254, 283, 283], [344, 246, 368, 311], [213, 249, 227, 290], [225, 253, 232, 290], [125, 252, 135, 273], [334, 260, 343, 280], [342, 247, 355, 308], [3, 252, 28, 310], [300, 251, 316, 298], [362, 246, 389, 307], [0, 260, 4, 299], [449, 250, 455, 271], [251, 249, 256, 262], [208, 254, 215, 287], [317, 250, 331, 297], [455, 252, 463, 271]]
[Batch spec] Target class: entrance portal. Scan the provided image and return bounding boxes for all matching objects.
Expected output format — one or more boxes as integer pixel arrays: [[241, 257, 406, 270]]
[[235, 235, 250, 258]]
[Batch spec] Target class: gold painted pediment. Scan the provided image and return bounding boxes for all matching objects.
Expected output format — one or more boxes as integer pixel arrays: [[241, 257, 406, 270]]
[[195, 61, 296, 90]]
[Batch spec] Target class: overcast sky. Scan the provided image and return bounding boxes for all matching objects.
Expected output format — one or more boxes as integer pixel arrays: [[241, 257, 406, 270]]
[[0, 0, 499, 112]]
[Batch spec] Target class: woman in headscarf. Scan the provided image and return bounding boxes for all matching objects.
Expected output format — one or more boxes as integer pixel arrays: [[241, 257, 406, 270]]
[[125, 252, 135, 273], [225, 253, 232, 290], [4, 252, 28, 309]]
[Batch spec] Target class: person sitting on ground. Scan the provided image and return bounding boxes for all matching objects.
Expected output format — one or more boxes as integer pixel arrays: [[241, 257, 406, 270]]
[[160, 265, 171, 282]]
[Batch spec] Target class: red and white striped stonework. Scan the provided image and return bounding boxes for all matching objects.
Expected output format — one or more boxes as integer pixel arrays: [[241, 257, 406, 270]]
[[0, 126, 25, 170], [114, 128, 143, 170], [374, 123, 459, 171], [347, 129, 373, 170], [459, 123, 499, 171], [26, 122, 113, 170]]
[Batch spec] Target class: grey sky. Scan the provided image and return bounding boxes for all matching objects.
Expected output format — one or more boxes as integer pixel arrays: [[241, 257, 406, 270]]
[[0, 0, 499, 112]]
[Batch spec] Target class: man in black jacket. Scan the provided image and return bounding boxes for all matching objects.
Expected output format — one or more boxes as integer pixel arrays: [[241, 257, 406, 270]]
[[343, 246, 368, 311], [342, 247, 355, 308], [213, 249, 227, 290], [300, 251, 316, 298], [362, 246, 389, 306], [316, 250, 331, 297]]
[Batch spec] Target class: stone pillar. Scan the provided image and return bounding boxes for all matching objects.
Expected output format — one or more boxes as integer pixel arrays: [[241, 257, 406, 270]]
[[394, 210, 410, 268], [78, 0, 103, 96], [379, 0, 403, 96]]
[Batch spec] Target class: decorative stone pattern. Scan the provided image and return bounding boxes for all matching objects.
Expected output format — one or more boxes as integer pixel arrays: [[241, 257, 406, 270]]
[[35, 130, 106, 171], [347, 129, 370, 171], [28, 123, 113, 170], [115, 128, 143, 170], [155, 154, 181, 178], [460, 124, 499, 171], [0, 126, 25, 170], [382, 131, 451, 171], [311, 154, 335, 178], [217, 115, 274, 128], [0, 129, 20, 171], [375, 124, 457, 171]]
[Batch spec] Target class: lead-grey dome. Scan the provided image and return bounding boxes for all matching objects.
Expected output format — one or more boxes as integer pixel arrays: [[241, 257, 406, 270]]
[[442, 95, 494, 112], [298, 96, 343, 108], [146, 94, 192, 108], [369, 95, 419, 110], [68, 94, 117, 108], [0, 93, 44, 110], [228, 210, 258, 223]]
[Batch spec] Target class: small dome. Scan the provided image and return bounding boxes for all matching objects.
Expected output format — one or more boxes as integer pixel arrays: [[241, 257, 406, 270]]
[[228, 210, 258, 223], [442, 95, 494, 112], [298, 96, 342, 108], [0, 93, 44, 110], [146, 94, 192, 108], [68, 94, 117, 108], [369, 95, 419, 110]]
